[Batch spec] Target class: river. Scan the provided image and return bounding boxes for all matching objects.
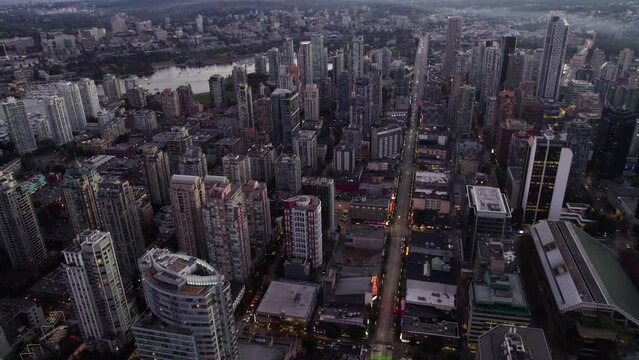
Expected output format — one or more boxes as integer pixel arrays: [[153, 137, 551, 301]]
[[140, 59, 255, 94]]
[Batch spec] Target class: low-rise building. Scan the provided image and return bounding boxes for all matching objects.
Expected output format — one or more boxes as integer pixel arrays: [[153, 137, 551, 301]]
[[256, 281, 319, 329]]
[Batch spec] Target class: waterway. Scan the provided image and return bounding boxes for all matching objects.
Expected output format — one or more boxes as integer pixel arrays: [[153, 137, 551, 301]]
[[140, 59, 255, 94]]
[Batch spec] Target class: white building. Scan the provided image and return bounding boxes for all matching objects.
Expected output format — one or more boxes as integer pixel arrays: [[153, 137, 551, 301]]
[[293, 129, 318, 172], [236, 83, 254, 129], [537, 12, 569, 99], [2, 97, 37, 154], [77, 78, 101, 120], [63, 230, 131, 346], [133, 249, 239, 360], [303, 83, 320, 122], [45, 95, 73, 145], [283, 195, 323, 269], [333, 142, 356, 174], [370, 123, 403, 160], [222, 154, 251, 187], [56, 81, 87, 131]]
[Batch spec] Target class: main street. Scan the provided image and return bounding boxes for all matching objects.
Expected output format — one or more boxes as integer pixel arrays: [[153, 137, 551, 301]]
[[372, 35, 429, 357]]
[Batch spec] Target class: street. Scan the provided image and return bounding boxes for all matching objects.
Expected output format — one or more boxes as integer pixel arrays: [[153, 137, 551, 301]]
[[372, 35, 429, 356]]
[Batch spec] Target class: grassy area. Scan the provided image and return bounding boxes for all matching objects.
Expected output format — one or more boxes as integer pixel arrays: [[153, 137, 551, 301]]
[[193, 92, 210, 105]]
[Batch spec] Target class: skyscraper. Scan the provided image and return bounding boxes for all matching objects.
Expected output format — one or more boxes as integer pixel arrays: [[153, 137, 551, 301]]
[[282, 37, 295, 66], [351, 36, 365, 78], [564, 117, 595, 194], [102, 74, 122, 103], [301, 177, 335, 233], [311, 34, 326, 83], [176, 85, 194, 117], [166, 126, 193, 175], [618, 48, 634, 74], [2, 97, 37, 154], [283, 195, 323, 269], [63, 230, 131, 346], [298, 41, 313, 86], [142, 145, 171, 206], [592, 106, 638, 178], [537, 12, 569, 99], [255, 54, 268, 77], [208, 74, 225, 109], [337, 71, 351, 114], [62, 161, 102, 235], [455, 85, 476, 136], [267, 47, 281, 82], [161, 88, 181, 121], [520, 132, 572, 224], [56, 81, 87, 131], [222, 154, 251, 187], [480, 41, 502, 105], [232, 65, 248, 95], [236, 83, 254, 129], [133, 249, 239, 360], [202, 178, 251, 282], [97, 180, 145, 276], [242, 180, 272, 254], [127, 86, 147, 109], [178, 146, 208, 178], [274, 153, 302, 193], [0, 171, 47, 267], [443, 16, 463, 78], [303, 83, 320, 122], [77, 78, 101, 120], [500, 35, 517, 86], [293, 130, 318, 172], [45, 95, 73, 145], [247, 144, 275, 183], [170, 175, 206, 258], [270, 88, 300, 146]]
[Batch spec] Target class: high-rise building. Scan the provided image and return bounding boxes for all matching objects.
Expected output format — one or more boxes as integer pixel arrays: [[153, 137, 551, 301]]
[[77, 78, 101, 120], [102, 74, 122, 103], [270, 88, 300, 146], [256, 97, 272, 133], [178, 146, 208, 178], [97, 180, 145, 276], [132, 109, 158, 132], [202, 178, 251, 282], [45, 95, 73, 145], [282, 37, 295, 66], [351, 36, 365, 78], [236, 83, 254, 129], [277, 65, 294, 91], [247, 144, 275, 183], [170, 175, 206, 259], [161, 88, 181, 121], [520, 132, 572, 224], [222, 154, 251, 187], [537, 12, 569, 99], [370, 123, 403, 160], [455, 85, 476, 136], [592, 106, 638, 178], [110, 14, 127, 33], [142, 145, 171, 206], [303, 83, 320, 122], [495, 118, 531, 166], [499, 35, 517, 86], [62, 161, 102, 235], [127, 86, 147, 109], [133, 249, 239, 360], [463, 185, 513, 263], [242, 180, 272, 253], [274, 153, 302, 193], [564, 80, 594, 106], [0, 171, 47, 267], [166, 126, 193, 175], [267, 48, 281, 82], [443, 16, 463, 78], [195, 14, 203, 32], [564, 117, 594, 194], [503, 51, 526, 90], [618, 48, 635, 74], [310, 34, 326, 83], [350, 76, 373, 136], [293, 130, 318, 172], [63, 230, 131, 346], [333, 142, 356, 174], [2, 97, 37, 154], [254, 53, 267, 77], [283, 195, 323, 269], [56, 82, 87, 131], [208, 74, 225, 109], [301, 177, 335, 232], [176, 85, 194, 117], [123, 75, 139, 93], [480, 41, 502, 105], [231, 65, 247, 95], [298, 41, 313, 86]]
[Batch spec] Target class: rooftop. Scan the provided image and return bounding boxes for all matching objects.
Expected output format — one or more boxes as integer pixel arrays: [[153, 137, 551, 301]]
[[478, 326, 552, 360], [530, 221, 639, 326], [256, 281, 319, 320], [468, 185, 509, 215], [414, 171, 449, 185]]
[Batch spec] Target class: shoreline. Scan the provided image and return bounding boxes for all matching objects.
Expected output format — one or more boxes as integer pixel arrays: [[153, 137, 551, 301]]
[[150, 54, 254, 72]]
